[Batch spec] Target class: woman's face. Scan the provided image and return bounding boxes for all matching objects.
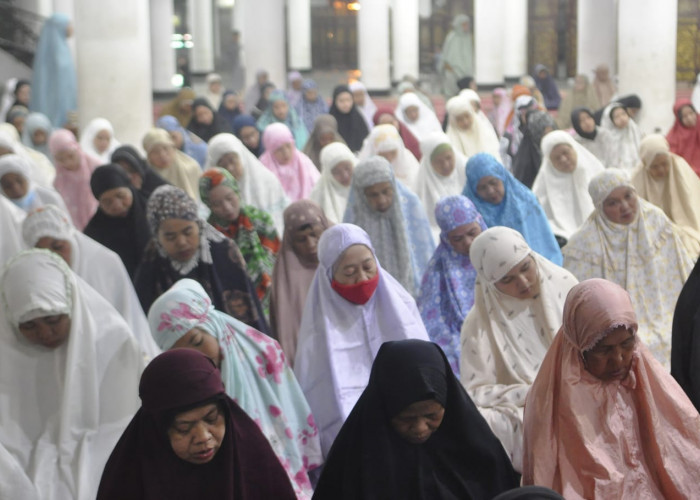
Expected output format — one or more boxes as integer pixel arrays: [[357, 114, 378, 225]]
[[15, 84, 30, 105], [446, 222, 482, 256], [168, 402, 226, 465], [195, 106, 214, 126], [363, 181, 394, 213], [403, 106, 420, 123], [377, 149, 398, 164], [351, 89, 365, 107], [272, 100, 289, 121], [681, 105, 697, 128], [168, 130, 184, 149], [390, 399, 445, 445], [332, 244, 377, 284], [377, 113, 399, 129], [648, 153, 671, 180], [318, 131, 336, 148], [549, 143, 577, 173], [272, 143, 294, 164], [10, 115, 25, 135], [32, 128, 47, 146], [157, 218, 200, 262], [578, 112, 596, 134], [602, 186, 638, 225], [454, 112, 473, 131], [18, 314, 71, 349], [431, 148, 455, 177], [475, 175, 505, 205], [331, 160, 353, 187], [216, 152, 244, 180], [334, 92, 354, 114], [35, 236, 72, 265], [611, 107, 630, 129], [492, 93, 502, 107], [291, 222, 325, 264], [238, 126, 260, 150], [147, 144, 174, 170], [0, 172, 28, 199], [93, 129, 111, 154], [223, 94, 238, 110], [55, 149, 81, 171], [99, 187, 133, 218], [583, 326, 636, 382], [304, 88, 318, 102], [207, 184, 240, 224], [171, 327, 222, 367], [114, 159, 143, 189], [494, 255, 540, 299]]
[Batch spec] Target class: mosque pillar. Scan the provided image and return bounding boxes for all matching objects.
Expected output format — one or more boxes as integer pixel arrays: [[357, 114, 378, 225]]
[[358, 0, 391, 91], [418, 0, 431, 18], [391, 0, 419, 81], [240, 0, 285, 89], [617, 0, 677, 133], [287, 0, 312, 71], [187, 0, 215, 74], [149, 0, 177, 92], [502, 0, 528, 80], [474, 0, 504, 84], [73, 0, 152, 146], [577, 0, 616, 79]]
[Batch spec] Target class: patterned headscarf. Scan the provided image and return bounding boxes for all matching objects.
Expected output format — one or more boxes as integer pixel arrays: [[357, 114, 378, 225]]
[[417, 195, 486, 375], [147, 184, 224, 275]]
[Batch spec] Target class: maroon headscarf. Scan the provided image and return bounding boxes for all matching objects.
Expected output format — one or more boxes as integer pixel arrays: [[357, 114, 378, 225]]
[[666, 99, 700, 177], [97, 349, 296, 500], [373, 107, 423, 161]]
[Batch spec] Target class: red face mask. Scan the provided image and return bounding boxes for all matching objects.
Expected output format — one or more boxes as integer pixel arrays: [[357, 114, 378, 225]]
[[331, 272, 380, 305]]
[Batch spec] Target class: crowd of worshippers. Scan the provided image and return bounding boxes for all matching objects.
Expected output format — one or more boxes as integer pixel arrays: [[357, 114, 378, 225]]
[[4, 15, 700, 500]]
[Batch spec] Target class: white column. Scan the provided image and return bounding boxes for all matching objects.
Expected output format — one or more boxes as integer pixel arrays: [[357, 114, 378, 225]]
[[73, 0, 152, 146], [474, 0, 504, 84], [577, 0, 616, 79], [502, 0, 527, 79], [187, 0, 214, 74], [149, 0, 177, 92], [617, 0, 677, 134], [418, 0, 431, 18], [287, 0, 311, 71], [241, 0, 285, 89], [391, 0, 419, 81], [358, 0, 390, 91]]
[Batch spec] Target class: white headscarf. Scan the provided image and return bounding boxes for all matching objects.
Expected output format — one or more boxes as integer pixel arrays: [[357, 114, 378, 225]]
[[348, 81, 377, 132], [600, 102, 642, 170], [533, 130, 605, 239], [413, 132, 467, 241], [0, 123, 55, 188], [0, 249, 144, 499], [21, 205, 160, 359], [206, 133, 290, 234], [395, 92, 443, 142], [460, 226, 577, 471], [0, 195, 25, 266], [563, 169, 694, 368], [309, 142, 357, 223], [459, 88, 501, 148], [358, 124, 420, 188], [445, 94, 500, 158], [0, 154, 67, 213], [294, 223, 429, 457], [79, 117, 120, 163]]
